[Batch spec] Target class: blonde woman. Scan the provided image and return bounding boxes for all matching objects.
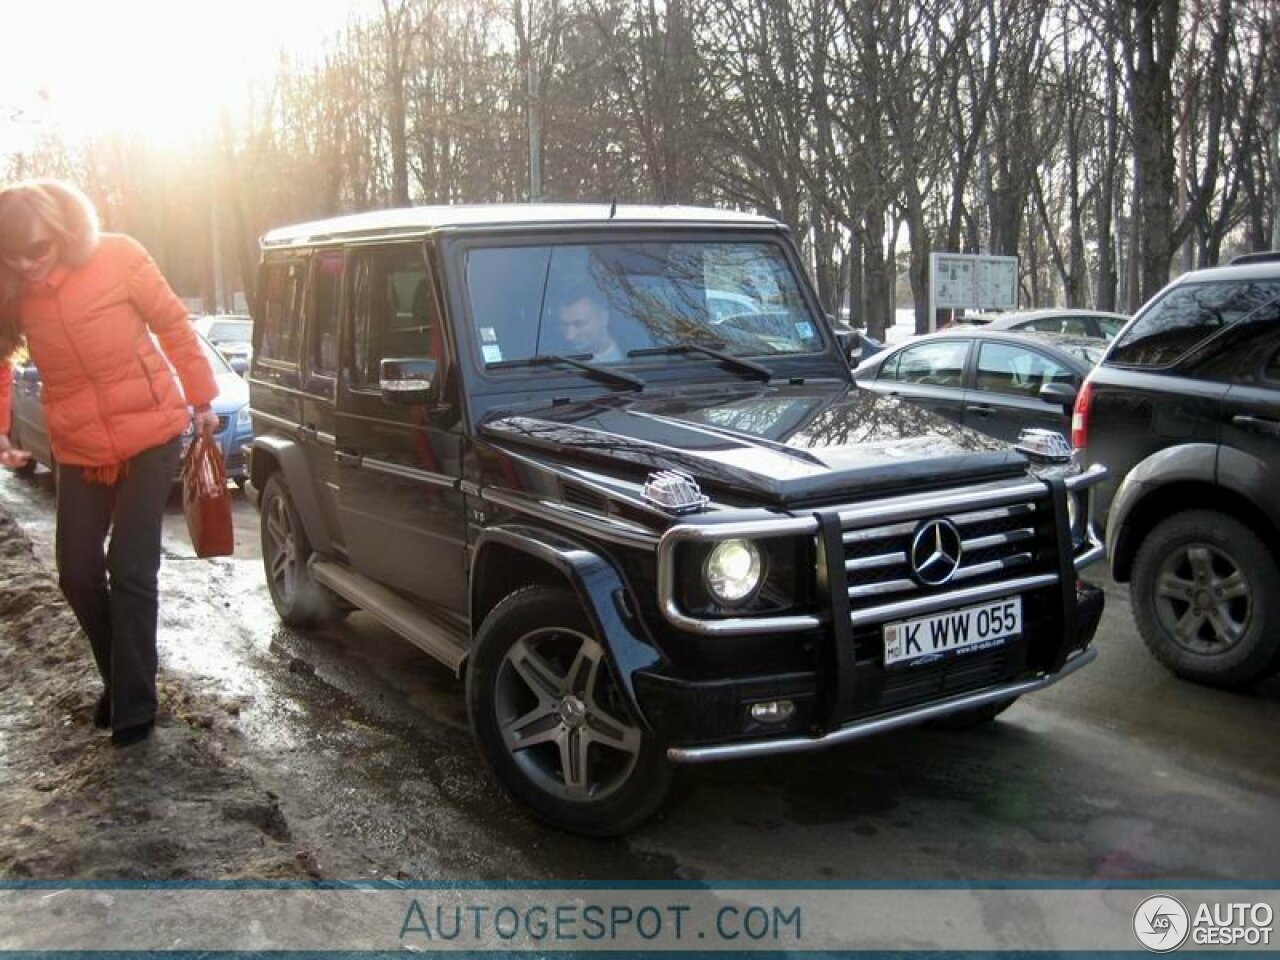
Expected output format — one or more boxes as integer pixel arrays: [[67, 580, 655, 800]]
[[0, 179, 218, 746]]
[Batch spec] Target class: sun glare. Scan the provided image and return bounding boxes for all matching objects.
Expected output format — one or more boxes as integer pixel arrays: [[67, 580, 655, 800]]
[[1, 0, 373, 155]]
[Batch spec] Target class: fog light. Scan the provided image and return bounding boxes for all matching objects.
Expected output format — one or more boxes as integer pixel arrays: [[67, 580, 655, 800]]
[[750, 700, 796, 724]]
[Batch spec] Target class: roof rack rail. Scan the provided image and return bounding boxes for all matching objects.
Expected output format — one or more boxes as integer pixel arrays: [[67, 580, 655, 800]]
[[1229, 251, 1280, 265]]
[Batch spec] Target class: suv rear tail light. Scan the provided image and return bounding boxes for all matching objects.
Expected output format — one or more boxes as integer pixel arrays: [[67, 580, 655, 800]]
[[1072, 379, 1094, 450]]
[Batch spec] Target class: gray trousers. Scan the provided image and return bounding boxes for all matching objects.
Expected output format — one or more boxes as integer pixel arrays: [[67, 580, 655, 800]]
[[55, 437, 181, 731]]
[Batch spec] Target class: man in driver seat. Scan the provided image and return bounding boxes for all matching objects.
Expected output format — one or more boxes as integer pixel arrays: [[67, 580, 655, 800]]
[[556, 286, 622, 363]]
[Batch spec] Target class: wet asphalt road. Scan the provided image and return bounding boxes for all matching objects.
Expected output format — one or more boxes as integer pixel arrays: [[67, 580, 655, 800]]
[[2, 465, 1278, 882]]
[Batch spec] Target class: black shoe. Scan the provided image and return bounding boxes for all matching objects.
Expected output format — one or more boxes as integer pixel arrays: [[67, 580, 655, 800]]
[[111, 719, 155, 747], [93, 693, 111, 729]]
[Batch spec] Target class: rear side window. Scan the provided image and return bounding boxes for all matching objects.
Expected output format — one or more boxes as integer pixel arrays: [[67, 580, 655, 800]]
[[1108, 280, 1280, 367], [976, 343, 1073, 397], [308, 250, 344, 376], [883, 340, 969, 387], [259, 261, 305, 364]]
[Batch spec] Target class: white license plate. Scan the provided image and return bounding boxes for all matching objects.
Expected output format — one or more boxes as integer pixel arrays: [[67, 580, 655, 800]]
[[883, 597, 1022, 667]]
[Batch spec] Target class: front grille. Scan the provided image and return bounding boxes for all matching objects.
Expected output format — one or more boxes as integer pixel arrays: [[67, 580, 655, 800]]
[[879, 645, 1018, 710], [843, 498, 1048, 608]]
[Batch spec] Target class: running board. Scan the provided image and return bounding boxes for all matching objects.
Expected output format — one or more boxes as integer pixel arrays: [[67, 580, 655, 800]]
[[309, 560, 470, 674]]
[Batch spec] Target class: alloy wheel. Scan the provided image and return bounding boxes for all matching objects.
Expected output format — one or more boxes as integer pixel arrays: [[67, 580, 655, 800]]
[[264, 491, 299, 602], [494, 626, 642, 803], [1153, 544, 1251, 656]]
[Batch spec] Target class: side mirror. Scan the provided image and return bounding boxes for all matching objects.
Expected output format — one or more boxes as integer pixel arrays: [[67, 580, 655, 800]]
[[1039, 382, 1078, 409], [380, 357, 438, 406], [230, 357, 249, 377]]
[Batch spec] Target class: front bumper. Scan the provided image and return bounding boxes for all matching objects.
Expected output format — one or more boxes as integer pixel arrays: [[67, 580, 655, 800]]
[[639, 581, 1103, 762], [669, 646, 1097, 763], [634, 583, 1105, 762], [634, 465, 1107, 763]]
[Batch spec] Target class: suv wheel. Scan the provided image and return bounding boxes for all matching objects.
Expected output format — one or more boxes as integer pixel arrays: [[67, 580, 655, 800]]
[[467, 587, 672, 836], [1132, 510, 1280, 687], [260, 473, 341, 627]]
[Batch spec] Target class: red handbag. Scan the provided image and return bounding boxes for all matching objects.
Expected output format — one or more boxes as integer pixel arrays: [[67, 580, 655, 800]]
[[182, 434, 234, 558]]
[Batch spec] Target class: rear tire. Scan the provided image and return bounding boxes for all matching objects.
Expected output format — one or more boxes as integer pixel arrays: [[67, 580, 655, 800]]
[[1131, 510, 1280, 687], [260, 473, 341, 627], [467, 586, 672, 836]]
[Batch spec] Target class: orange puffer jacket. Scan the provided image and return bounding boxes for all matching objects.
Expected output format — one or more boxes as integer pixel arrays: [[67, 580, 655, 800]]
[[0, 234, 216, 475]]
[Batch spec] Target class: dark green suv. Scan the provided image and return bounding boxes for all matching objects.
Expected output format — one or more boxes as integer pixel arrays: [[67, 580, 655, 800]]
[[1077, 254, 1280, 687], [246, 204, 1105, 834]]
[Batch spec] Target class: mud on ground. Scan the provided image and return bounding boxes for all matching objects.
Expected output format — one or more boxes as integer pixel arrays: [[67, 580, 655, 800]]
[[0, 505, 311, 880]]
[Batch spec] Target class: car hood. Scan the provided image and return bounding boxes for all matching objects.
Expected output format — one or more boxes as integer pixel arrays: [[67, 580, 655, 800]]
[[479, 382, 1027, 508], [210, 370, 248, 412]]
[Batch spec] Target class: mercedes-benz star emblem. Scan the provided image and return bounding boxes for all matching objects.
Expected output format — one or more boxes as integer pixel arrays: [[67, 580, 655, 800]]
[[909, 518, 964, 586]]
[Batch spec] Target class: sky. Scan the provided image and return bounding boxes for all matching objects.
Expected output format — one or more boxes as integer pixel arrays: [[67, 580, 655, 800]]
[[0, 0, 378, 157]]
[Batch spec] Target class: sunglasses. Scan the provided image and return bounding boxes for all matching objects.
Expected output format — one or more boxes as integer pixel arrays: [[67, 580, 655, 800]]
[[2, 238, 54, 264]]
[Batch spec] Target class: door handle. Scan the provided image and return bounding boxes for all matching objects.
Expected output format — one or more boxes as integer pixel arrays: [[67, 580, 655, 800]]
[[334, 449, 363, 466], [1231, 414, 1280, 436], [299, 424, 318, 440], [967, 404, 996, 416]]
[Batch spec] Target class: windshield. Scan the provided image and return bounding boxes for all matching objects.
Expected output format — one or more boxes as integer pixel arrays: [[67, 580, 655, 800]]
[[464, 240, 824, 367], [197, 335, 234, 374], [207, 320, 252, 342]]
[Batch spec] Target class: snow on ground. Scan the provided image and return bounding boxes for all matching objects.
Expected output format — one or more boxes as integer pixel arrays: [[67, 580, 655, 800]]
[[0, 504, 312, 880]]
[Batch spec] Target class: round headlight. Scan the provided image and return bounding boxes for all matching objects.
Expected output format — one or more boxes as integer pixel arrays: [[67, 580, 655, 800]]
[[704, 539, 764, 606], [235, 405, 253, 429]]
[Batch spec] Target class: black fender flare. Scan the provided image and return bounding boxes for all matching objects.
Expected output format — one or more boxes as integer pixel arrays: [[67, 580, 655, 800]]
[[471, 524, 662, 730], [1105, 443, 1216, 577], [249, 435, 334, 553]]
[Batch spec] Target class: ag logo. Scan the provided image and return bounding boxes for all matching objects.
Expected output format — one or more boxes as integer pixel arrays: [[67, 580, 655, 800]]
[[1133, 895, 1190, 952]]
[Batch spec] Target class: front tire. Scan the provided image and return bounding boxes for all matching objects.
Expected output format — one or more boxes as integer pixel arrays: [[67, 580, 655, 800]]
[[1131, 510, 1280, 687], [467, 587, 672, 836], [260, 473, 340, 627]]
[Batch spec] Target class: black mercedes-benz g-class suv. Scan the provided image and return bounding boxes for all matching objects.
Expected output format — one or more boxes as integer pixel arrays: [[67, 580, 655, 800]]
[[245, 204, 1105, 835]]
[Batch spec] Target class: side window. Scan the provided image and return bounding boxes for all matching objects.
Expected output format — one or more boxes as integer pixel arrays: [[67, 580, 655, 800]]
[[308, 250, 344, 376], [1191, 302, 1280, 383], [889, 340, 969, 387], [1025, 317, 1064, 334], [1098, 317, 1125, 339], [1108, 280, 1280, 367], [977, 343, 1072, 397], [875, 350, 900, 381], [259, 261, 305, 364], [349, 245, 432, 388]]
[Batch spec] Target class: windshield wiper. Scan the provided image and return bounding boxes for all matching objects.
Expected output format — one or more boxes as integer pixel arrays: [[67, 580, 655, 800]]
[[628, 341, 772, 381], [487, 353, 645, 390]]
